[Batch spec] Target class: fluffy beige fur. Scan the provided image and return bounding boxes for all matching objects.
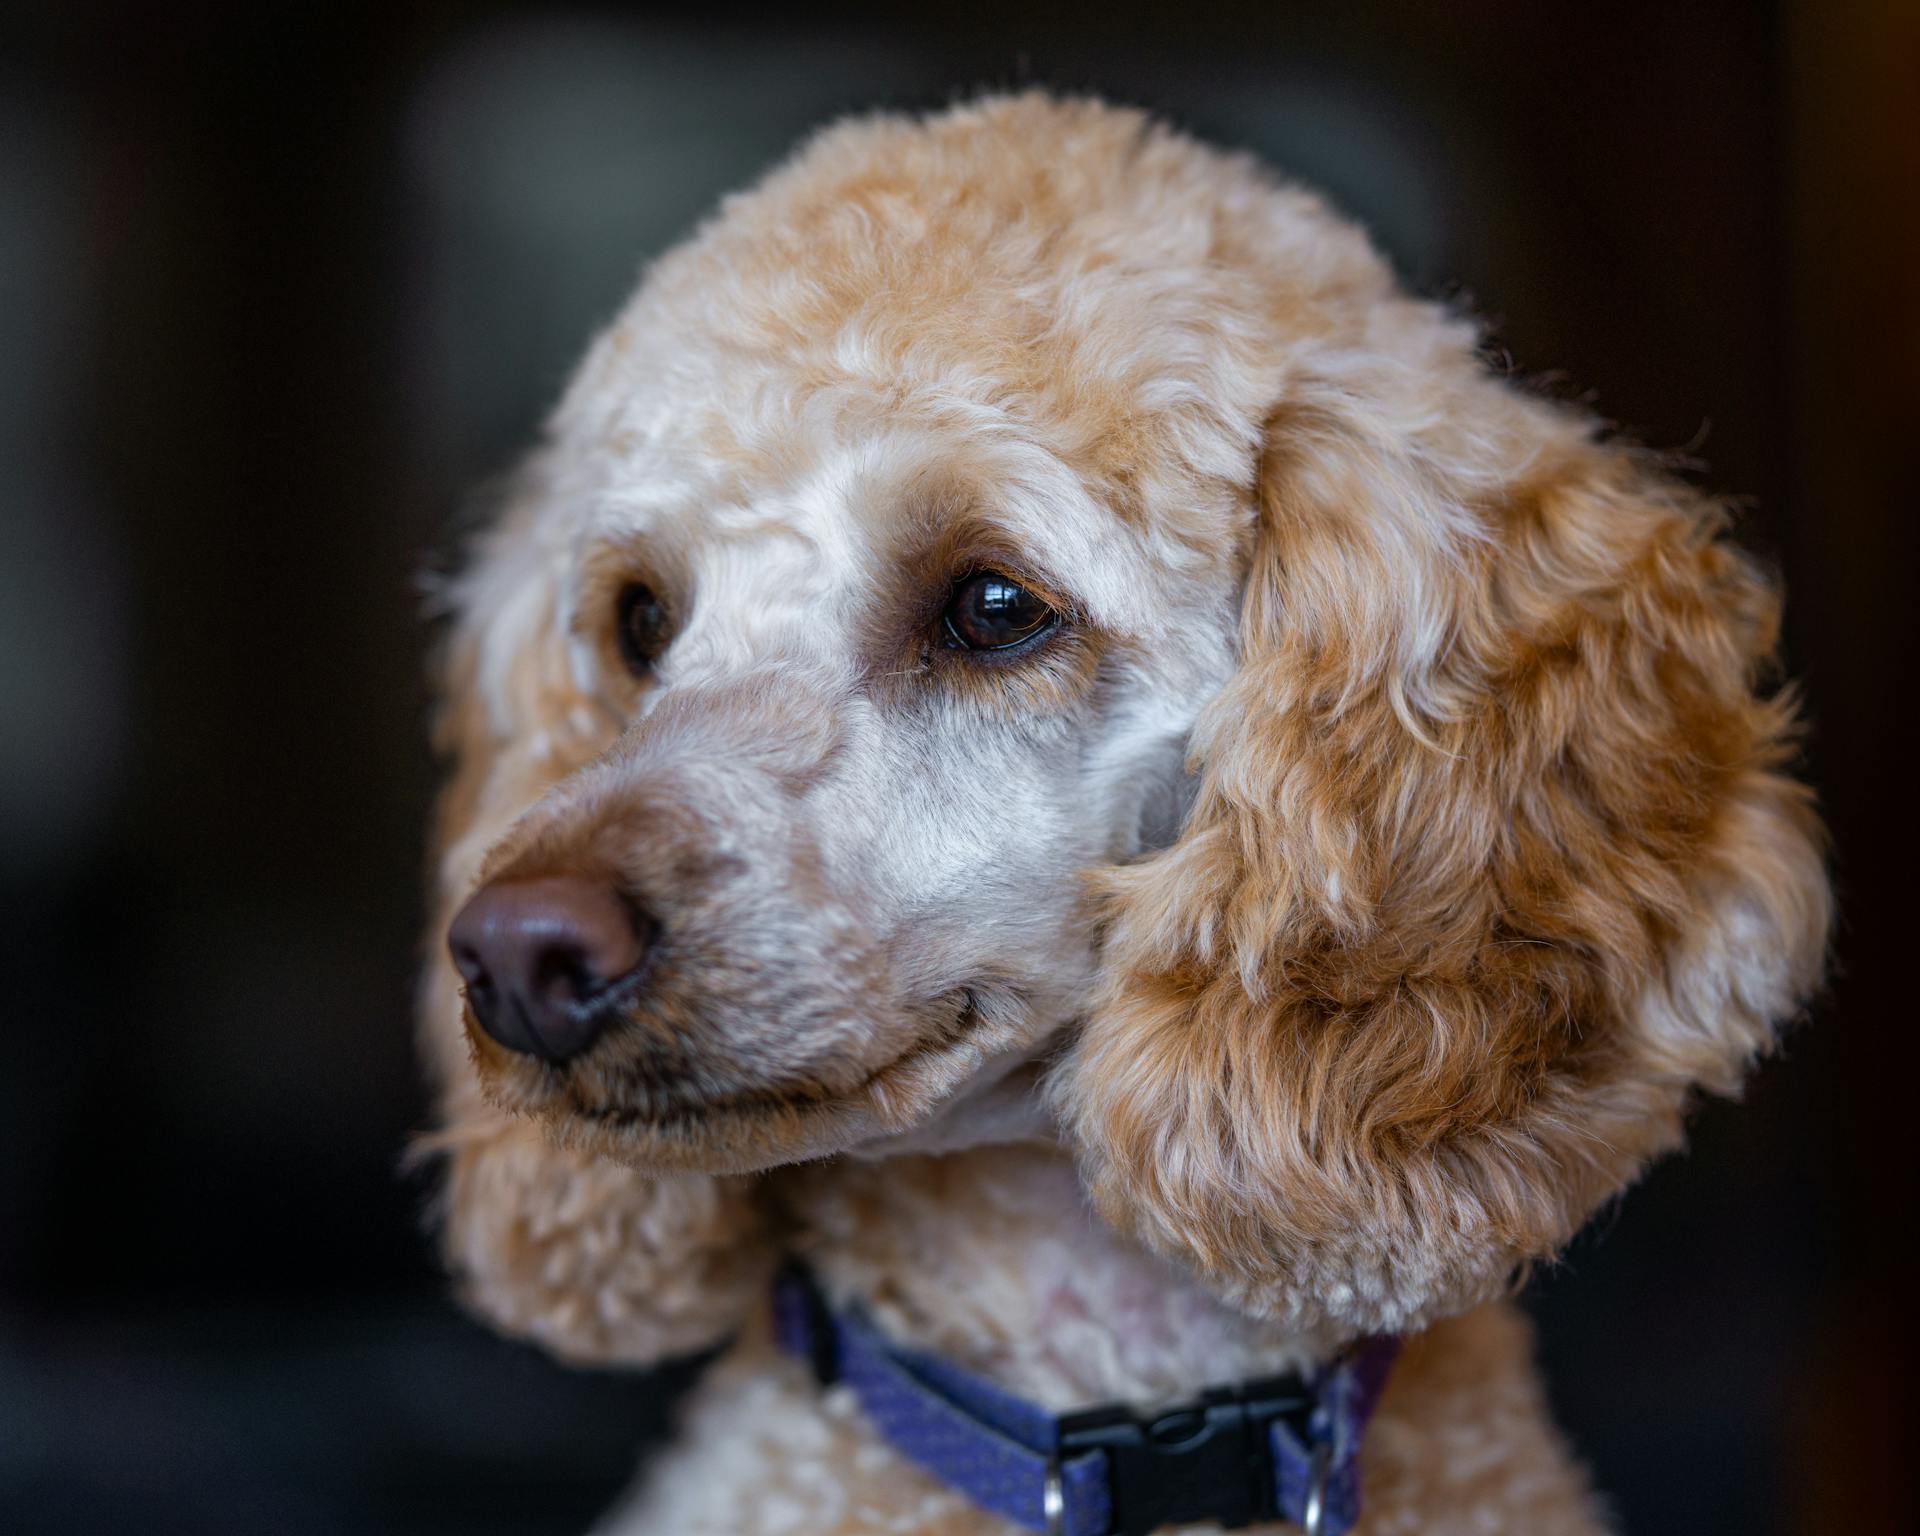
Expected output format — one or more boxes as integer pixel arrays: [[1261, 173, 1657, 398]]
[[419, 94, 1831, 1532]]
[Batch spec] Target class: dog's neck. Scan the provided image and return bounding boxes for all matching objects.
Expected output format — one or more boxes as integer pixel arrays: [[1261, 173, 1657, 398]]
[[786, 1139, 1323, 1413]]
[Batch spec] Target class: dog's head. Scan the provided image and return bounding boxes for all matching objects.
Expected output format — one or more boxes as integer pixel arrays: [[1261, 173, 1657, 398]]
[[425, 96, 1829, 1343]]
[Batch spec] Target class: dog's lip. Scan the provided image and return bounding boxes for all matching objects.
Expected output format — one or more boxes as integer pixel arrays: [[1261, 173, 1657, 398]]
[[575, 991, 978, 1125], [540, 992, 1003, 1174]]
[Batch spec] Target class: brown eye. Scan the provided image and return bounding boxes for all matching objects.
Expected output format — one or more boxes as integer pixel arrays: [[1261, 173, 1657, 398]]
[[942, 572, 1056, 651], [615, 582, 671, 674]]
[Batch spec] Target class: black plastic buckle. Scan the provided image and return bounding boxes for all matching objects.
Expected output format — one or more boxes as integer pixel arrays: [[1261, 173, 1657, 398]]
[[1057, 1376, 1312, 1536]]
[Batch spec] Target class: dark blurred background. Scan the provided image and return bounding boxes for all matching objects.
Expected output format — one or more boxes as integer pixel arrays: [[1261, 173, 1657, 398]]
[[1, 2, 1912, 1532]]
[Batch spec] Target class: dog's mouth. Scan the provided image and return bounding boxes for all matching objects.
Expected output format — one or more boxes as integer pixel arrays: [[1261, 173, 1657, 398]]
[[465, 989, 1026, 1175]]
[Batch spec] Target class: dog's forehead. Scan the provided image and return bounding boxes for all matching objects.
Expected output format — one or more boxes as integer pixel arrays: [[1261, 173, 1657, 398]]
[[539, 110, 1281, 668]]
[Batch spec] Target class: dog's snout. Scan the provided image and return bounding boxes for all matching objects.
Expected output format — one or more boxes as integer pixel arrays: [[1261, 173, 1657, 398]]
[[448, 876, 653, 1062]]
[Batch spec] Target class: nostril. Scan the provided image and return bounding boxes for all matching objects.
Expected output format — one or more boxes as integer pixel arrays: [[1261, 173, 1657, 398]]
[[450, 940, 488, 991], [447, 875, 654, 1062], [532, 939, 613, 1009]]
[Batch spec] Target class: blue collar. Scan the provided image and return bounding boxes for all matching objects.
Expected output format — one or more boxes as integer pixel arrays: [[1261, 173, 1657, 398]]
[[773, 1264, 1398, 1536]]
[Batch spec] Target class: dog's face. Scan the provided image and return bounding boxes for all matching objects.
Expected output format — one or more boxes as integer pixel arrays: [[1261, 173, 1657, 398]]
[[452, 414, 1238, 1172], [428, 96, 1829, 1341]]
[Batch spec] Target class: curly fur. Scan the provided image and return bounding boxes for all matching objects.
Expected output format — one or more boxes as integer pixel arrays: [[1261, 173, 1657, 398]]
[[1059, 364, 1828, 1344], [418, 94, 1830, 1532]]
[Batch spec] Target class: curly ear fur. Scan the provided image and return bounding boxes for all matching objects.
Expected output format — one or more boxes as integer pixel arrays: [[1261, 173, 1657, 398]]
[[420, 471, 774, 1365], [1060, 319, 1831, 1345]]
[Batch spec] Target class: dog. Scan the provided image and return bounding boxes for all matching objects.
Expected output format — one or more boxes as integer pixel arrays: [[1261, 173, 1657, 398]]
[[419, 94, 1831, 1534]]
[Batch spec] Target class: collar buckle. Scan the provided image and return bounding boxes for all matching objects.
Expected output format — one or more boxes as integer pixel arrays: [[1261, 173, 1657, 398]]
[[1055, 1377, 1312, 1536]]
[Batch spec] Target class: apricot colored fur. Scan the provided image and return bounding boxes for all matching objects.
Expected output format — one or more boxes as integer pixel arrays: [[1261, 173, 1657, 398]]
[[419, 95, 1830, 1531]]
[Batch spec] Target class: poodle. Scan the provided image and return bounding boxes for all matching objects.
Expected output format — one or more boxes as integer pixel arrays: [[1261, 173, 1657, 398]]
[[419, 95, 1831, 1535]]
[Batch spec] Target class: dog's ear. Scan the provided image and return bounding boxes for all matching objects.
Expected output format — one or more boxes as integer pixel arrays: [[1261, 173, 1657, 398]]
[[420, 466, 773, 1365], [1059, 338, 1830, 1345]]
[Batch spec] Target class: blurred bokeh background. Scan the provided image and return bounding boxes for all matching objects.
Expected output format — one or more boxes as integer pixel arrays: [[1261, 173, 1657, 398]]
[[2, 2, 1912, 1532]]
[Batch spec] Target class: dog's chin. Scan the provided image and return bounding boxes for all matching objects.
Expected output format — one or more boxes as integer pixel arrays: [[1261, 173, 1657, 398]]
[[464, 994, 1047, 1177]]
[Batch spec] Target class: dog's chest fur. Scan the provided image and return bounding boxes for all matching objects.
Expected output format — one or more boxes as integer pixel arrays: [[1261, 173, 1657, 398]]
[[593, 1145, 1610, 1535]]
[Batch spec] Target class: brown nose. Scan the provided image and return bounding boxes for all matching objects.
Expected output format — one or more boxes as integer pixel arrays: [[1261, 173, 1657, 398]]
[[447, 876, 653, 1062]]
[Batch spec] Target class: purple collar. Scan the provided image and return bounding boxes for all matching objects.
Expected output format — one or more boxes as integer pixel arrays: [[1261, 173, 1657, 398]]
[[772, 1264, 1398, 1536]]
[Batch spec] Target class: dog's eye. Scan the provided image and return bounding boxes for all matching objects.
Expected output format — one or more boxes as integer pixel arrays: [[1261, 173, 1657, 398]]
[[942, 572, 1056, 651], [615, 582, 671, 674]]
